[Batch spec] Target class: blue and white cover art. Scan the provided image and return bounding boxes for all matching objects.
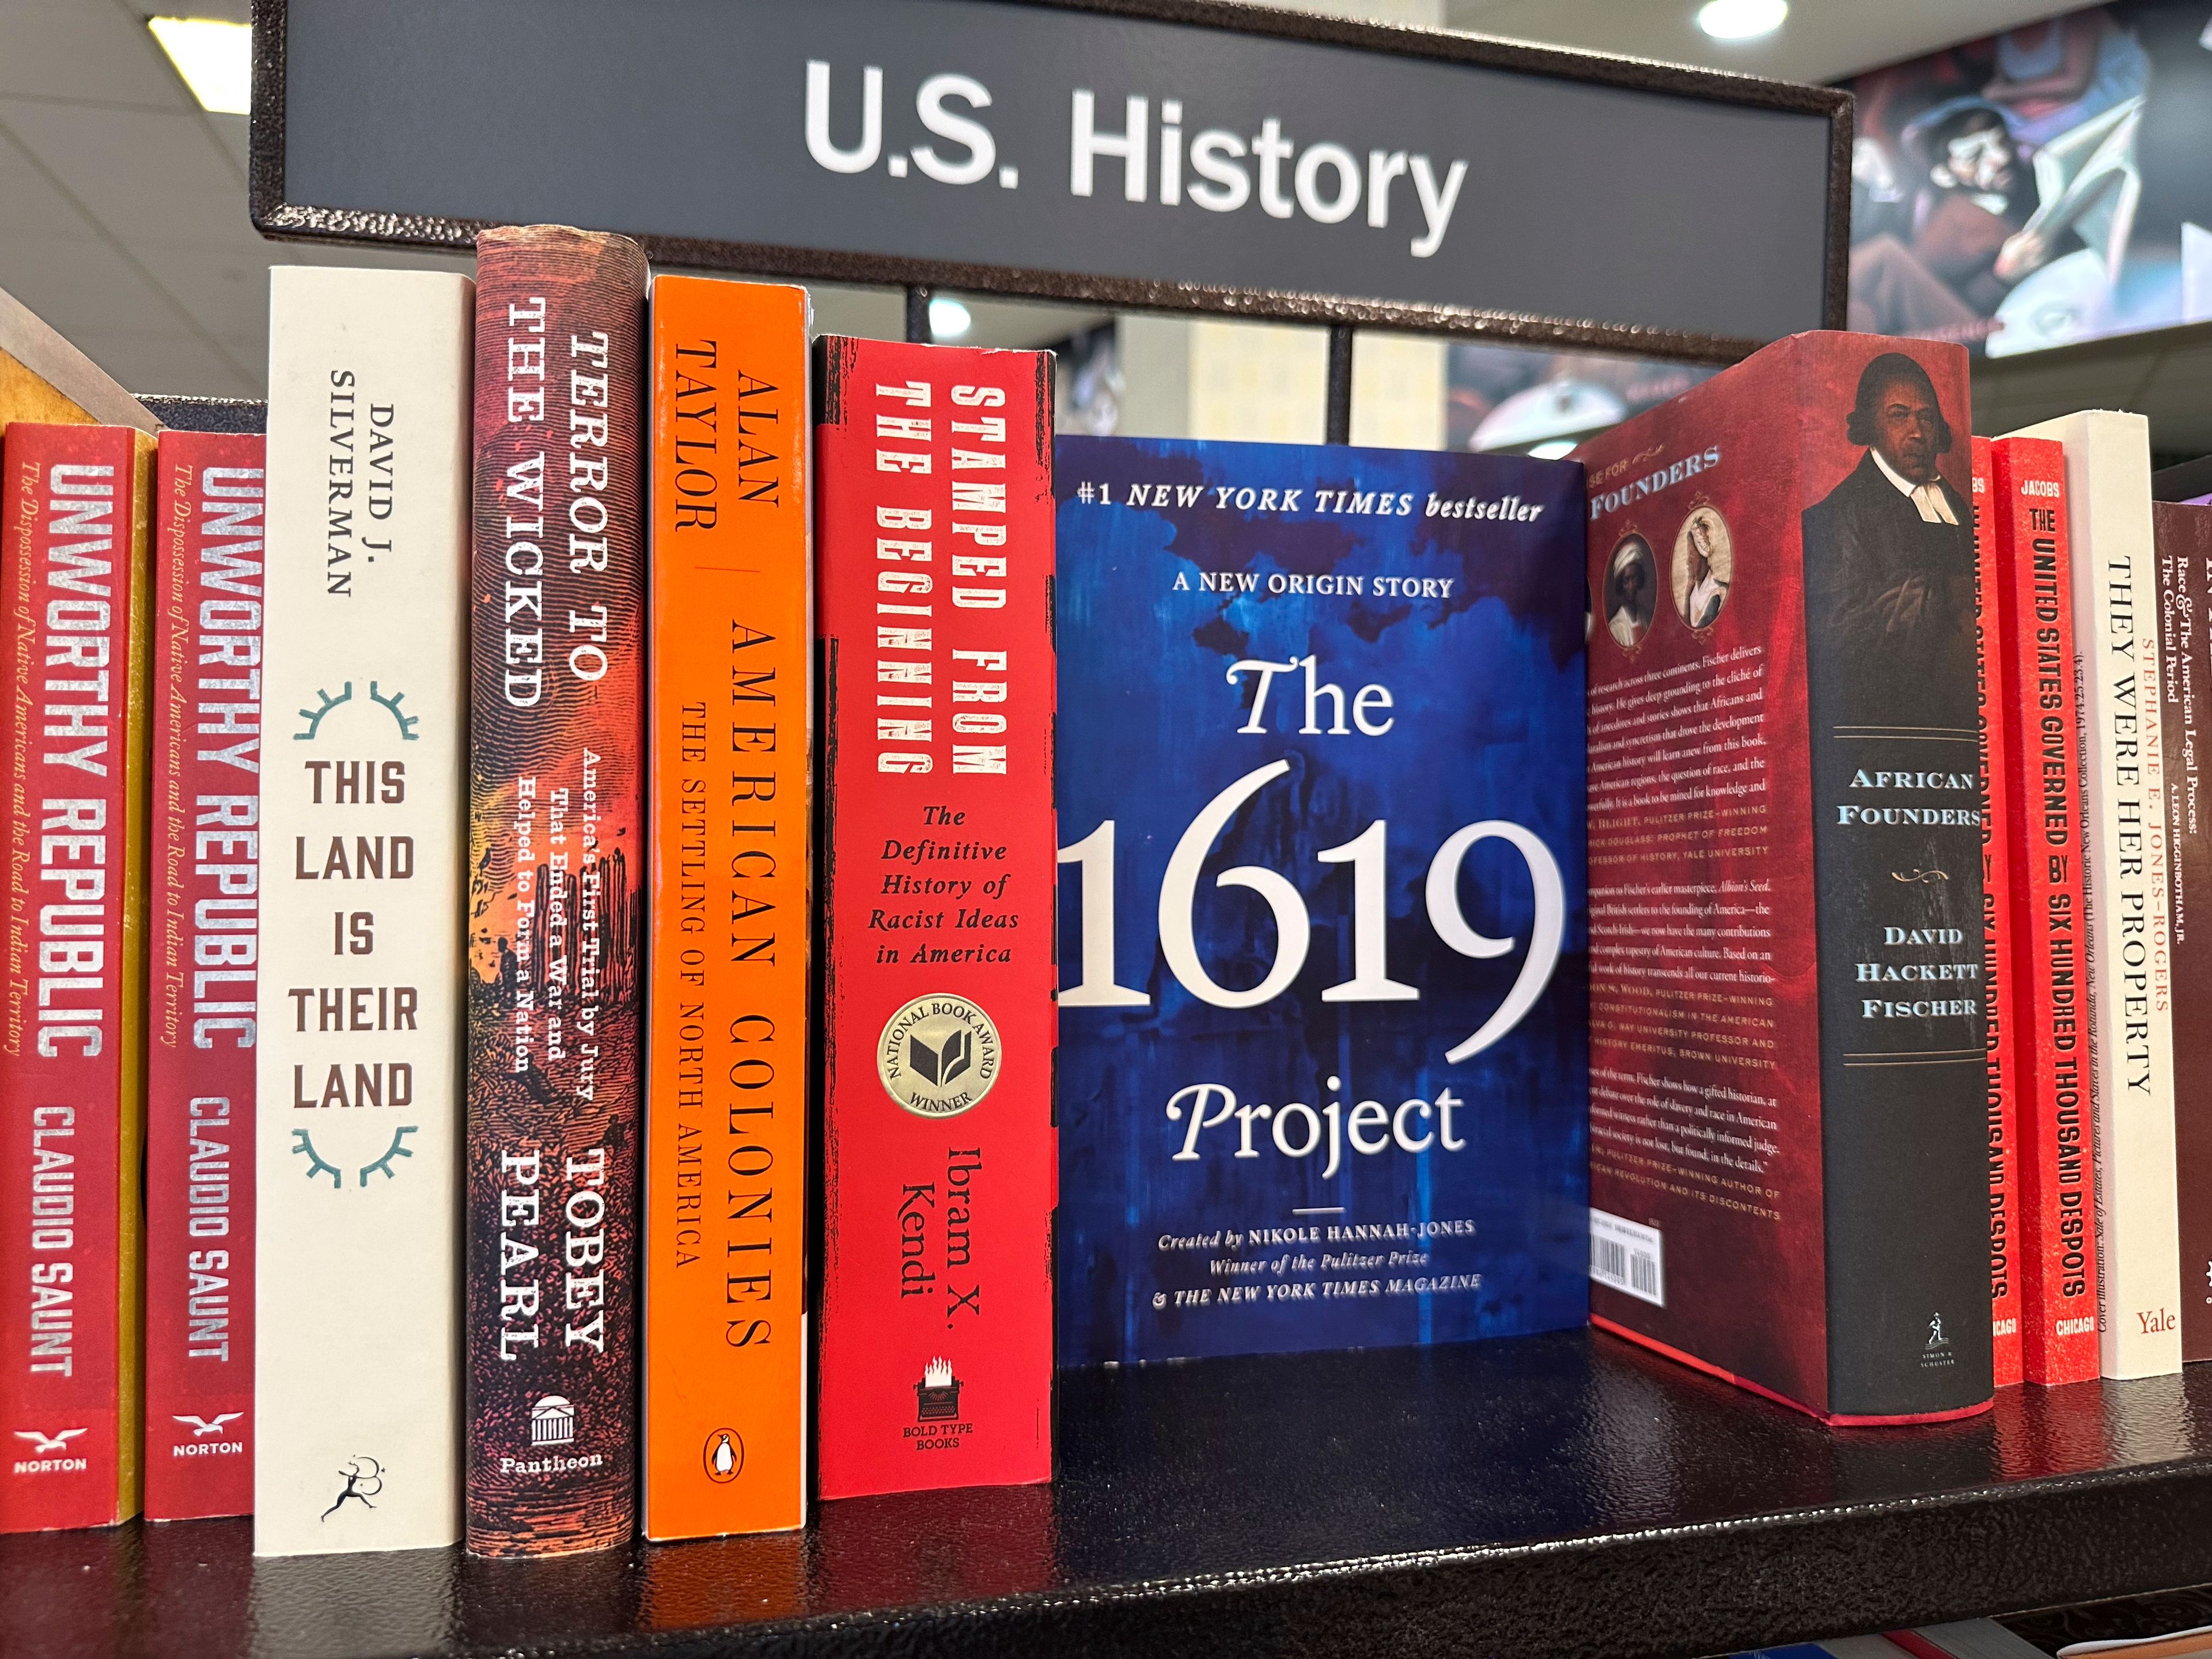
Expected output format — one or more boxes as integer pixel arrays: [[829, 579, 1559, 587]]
[[1054, 437, 1589, 1366]]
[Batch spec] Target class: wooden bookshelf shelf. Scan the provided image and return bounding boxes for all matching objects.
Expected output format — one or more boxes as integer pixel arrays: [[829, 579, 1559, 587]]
[[7, 1328, 2211, 1658]]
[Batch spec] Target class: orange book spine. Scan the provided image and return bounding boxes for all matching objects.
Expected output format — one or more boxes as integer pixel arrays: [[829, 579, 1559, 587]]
[[643, 276, 811, 1538]]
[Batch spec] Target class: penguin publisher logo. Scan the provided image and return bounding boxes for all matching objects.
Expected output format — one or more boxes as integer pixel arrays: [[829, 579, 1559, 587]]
[[703, 1429, 743, 1484]]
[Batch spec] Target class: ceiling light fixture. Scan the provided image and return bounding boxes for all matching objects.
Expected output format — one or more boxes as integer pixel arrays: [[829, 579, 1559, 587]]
[[1695, 0, 1787, 41], [928, 296, 973, 339], [148, 17, 253, 116]]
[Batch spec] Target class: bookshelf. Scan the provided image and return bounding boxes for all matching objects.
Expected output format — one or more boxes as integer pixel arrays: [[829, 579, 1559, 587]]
[[5, 1328, 2210, 1657]]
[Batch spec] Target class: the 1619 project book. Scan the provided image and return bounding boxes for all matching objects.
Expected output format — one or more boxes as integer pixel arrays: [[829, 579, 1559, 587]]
[[1054, 437, 1589, 1366]]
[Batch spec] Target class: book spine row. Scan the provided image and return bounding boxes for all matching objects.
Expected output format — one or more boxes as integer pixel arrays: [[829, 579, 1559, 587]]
[[143, 430, 264, 1520], [0, 422, 151, 1532], [1989, 435, 2101, 1388], [463, 225, 649, 1556], [1970, 438, 2023, 1388]]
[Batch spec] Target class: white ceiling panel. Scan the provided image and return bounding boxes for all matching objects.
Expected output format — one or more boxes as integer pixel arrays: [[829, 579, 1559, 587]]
[[0, 0, 193, 107], [2, 99, 245, 248]]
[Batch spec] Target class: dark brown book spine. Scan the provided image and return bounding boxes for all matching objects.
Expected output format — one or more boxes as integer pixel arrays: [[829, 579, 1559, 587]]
[[464, 225, 648, 1555], [2156, 501, 2212, 1363]]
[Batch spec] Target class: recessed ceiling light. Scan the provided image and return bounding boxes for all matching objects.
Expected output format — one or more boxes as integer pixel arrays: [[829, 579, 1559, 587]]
[[928, 296, 973, 339], [1528, 439, 1578, 460], [1696, 0, 1787, 41], [148, 17, 253, 116]]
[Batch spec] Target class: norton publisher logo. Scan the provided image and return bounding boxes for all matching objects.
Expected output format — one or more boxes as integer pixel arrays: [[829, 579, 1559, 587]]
[[12, 1427, 88, 1475]]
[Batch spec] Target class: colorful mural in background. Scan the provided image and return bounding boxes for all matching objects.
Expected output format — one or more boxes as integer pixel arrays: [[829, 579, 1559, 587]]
[[1847, 2, 2212, 357]]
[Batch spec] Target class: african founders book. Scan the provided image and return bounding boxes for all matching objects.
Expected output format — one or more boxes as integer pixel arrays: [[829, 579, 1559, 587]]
[[1575, 331, 1994, 1424]]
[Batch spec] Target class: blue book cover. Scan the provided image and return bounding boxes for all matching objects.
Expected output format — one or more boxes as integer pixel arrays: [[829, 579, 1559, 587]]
[[1054, 437, 1589, 1366]]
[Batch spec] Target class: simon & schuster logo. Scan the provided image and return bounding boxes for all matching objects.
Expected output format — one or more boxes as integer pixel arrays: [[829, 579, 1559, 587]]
[[1918, 1310, 1956, 1371], [878, 994, 1000, 1118]]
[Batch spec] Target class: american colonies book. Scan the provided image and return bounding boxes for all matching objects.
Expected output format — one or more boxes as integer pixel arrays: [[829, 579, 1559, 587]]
[[255, 266, 472, 1556], [814, 336, 1056, 1499], [1052, 437, 1588, 1365], [1575, 332, 1994, 1424], [2154, 501, 2212, 1363], [643, 275, 812, 1539], [464, 225, 649, 1554], [0, 421, 154, 1531], [2006, 411, 2181, 1380], [145, 429, 263, 1520], [1987, 435, 2099, 1387]]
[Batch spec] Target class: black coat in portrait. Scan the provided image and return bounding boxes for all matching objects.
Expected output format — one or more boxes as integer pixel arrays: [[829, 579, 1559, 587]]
[[1800, 452, 1977, 730]]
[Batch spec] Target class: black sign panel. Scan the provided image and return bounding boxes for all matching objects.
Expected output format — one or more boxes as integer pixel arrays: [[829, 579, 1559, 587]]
[[252, 0, 1850, 357]]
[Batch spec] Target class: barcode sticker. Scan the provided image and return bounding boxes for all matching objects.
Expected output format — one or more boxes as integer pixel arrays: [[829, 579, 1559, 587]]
[[1589, 1209, 1664, 1307]]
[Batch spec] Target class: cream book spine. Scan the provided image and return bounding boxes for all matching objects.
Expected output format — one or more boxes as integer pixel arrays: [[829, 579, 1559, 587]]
[[2009, 409, 2183, 1379], [254, 266, 473, 1552]]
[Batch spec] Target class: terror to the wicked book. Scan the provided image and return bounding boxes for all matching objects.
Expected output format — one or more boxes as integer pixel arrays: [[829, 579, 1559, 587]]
[[2009, 411, 2181, 1380], [1576, 332, 1994, 1424], [144, 429, 263, 1520], [1987, 435, 2099, 1387], [255, 266, 471, 1556], [815, 336, 1055, 1499], [0, 422, 153, 1531], [465, 225, 647, 1555], [1969, 440, 2022, 1389], [643, 276, 812, 1539], [2154, 501, 2212, 1363], [1054, 438, 1588, 1365]]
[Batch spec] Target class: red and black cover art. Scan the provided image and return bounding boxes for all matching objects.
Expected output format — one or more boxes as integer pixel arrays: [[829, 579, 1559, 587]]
[[464, 226, 647, 1554], [1580, 334, 1993, 1423], [144, 430, 262, 1518], [815, 336, 1056, 1499]]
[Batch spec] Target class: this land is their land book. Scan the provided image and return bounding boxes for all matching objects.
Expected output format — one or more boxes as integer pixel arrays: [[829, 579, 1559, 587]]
[[144, 429, 264, 1520], [1053, 437, 1589, 1365], [2008, 411, 2183, 1380], [815, 336, 1056, 1499], [643, 275, 812, 1539], [464, 225, 649, 1556], [1987, 435, 2100, 1387], [0, 422, 154, 1532], [255, 266, 472, 1556], [2152, 501, 2212, 1364], [1577, 332, 1994, 1423]]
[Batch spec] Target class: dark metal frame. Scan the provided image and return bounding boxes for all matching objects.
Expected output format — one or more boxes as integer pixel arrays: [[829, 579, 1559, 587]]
[[248, 0, 1854, 437]]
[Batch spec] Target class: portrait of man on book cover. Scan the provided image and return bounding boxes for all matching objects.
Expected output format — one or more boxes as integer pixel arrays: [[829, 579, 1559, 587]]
[[1801, 350, 1976, 717]]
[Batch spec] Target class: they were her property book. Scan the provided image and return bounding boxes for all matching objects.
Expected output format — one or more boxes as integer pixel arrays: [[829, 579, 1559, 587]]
[[1054, 437, 1589, 1365], [1575, 332, 1994, 1424]]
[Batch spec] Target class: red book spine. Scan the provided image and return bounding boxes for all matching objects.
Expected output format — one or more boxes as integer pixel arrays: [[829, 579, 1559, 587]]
[[464, 226, 649, 1554], [815, 337, 1056, 1499], [143, 431, 262, 1518], [1991, 435, 2100, 1385], [0, 422, 149, 1531], [1971, 438, 2023, 1387]]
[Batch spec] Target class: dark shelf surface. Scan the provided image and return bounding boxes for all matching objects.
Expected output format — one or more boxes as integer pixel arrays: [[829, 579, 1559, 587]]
[[7, 1328, 2212, 1659]]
